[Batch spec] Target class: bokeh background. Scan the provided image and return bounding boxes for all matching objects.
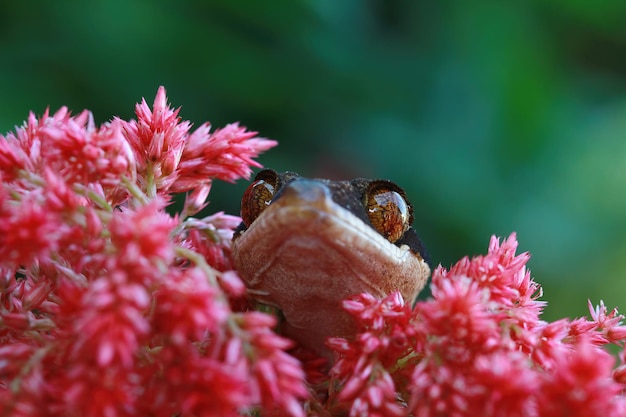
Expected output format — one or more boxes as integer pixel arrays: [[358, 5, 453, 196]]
[[2, 1, 626, 321]]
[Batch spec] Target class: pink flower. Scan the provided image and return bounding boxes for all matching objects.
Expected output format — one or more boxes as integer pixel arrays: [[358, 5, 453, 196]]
[[418, 276, 500, 362], [326, 234, 626, 417], [3, 88, 626, 416], [0, 190, 60, 266], [469, 352, 537, 417], [588, 300, 626, 343], [0, 106, 133, 191], [0, 87, 294, 417], [178, 122, 277, 186], [237, 312, 308, 417], [121, 86, 277, 195], [142, 343, 252, 417], [181, 212, 242, 273], [39, 114, 132, 186], [537, 338, 625, 417], [152, 267, 229, 345], [438, 233, 545, 328], [108, 199, 176, 278], [326, 293, 414, 416], [68, 276, 150, 369], [121, 87, 189, 193]]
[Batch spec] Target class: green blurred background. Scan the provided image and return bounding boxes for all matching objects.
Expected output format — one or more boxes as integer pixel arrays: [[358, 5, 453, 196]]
[[2, 1, 626, 321]]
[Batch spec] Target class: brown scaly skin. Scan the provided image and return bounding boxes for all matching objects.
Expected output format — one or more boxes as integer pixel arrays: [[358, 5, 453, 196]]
[[232, 169, 430, 359]]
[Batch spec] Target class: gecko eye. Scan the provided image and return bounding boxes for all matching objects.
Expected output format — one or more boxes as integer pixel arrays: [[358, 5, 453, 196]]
[[365, 182, 412, 243], [241, 170, 278, 227]]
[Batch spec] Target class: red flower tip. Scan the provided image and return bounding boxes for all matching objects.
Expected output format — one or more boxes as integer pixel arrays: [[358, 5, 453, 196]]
[[121, 87, 277, 196]]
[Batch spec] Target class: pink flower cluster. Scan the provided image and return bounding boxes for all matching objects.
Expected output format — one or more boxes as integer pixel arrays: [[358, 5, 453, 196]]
[[0, 88, 307, 416], [2, 88, 626, 417], [322, 235, 626, 417]]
